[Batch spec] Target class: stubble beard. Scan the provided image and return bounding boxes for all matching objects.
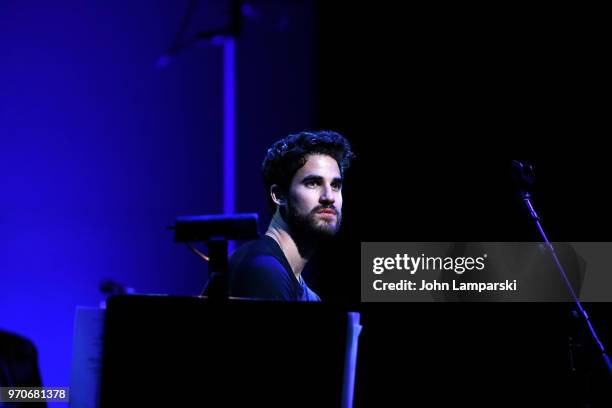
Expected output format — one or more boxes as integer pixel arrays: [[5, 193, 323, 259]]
[[284, 200, 342, 245]]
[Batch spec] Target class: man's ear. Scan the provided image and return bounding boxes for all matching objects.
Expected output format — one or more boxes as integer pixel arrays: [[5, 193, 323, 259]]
[[270, 184, 287, 206]]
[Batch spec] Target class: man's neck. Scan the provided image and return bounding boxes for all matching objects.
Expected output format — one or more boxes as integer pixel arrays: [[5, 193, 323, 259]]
[[265, 210, 313, 281]]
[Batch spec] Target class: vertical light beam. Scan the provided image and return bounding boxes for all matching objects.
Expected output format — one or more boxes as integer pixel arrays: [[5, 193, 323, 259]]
[[223, 37, 236, 215]]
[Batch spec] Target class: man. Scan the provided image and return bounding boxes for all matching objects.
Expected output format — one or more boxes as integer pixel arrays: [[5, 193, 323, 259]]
[[229, 130, 354, 301]]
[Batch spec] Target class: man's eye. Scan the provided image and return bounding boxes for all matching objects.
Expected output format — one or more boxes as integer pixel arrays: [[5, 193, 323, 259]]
[[332, 182, 342, 190], [305, 180, 318, 187]]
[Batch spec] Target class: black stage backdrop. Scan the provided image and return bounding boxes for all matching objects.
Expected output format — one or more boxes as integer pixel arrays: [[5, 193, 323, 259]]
[[311, 4, 611, 407]]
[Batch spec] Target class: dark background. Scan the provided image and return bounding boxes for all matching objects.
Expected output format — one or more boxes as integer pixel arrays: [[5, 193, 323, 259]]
[[311, 4, 611, 299], [312, 3, 611, 406]]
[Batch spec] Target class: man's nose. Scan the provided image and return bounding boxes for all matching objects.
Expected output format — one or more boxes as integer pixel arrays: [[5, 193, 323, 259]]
[[320, 184, 335, 204]]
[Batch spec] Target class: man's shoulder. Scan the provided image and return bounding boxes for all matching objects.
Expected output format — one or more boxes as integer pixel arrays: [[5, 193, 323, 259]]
[[232, 236, 275, 256], [231, 237, 289, 276], [229, 237, 296, 297], [236, 252, 287, 277], [230, 236, 283, 269]]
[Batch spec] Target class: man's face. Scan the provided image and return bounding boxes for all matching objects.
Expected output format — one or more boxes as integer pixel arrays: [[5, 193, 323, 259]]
[[285, 154, 343, 239]]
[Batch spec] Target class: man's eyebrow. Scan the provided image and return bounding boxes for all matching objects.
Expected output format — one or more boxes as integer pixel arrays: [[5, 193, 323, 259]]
[[301, 175, 323, 182], [301, 175, 343, 183]]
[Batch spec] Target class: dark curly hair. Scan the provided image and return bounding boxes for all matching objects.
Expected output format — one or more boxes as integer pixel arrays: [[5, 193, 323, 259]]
[[262, 130, 355, 211]]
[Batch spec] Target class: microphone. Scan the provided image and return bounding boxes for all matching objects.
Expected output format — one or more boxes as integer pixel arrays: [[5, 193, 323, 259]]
[[511, 160, 536, 195]]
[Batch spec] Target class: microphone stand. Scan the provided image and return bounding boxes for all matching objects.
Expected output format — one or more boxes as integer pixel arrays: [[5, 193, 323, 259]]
[[512, 161, 612, 384]]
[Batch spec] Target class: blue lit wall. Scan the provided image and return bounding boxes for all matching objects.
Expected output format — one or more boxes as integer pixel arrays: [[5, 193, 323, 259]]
[[0, 0, 314, 390]]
